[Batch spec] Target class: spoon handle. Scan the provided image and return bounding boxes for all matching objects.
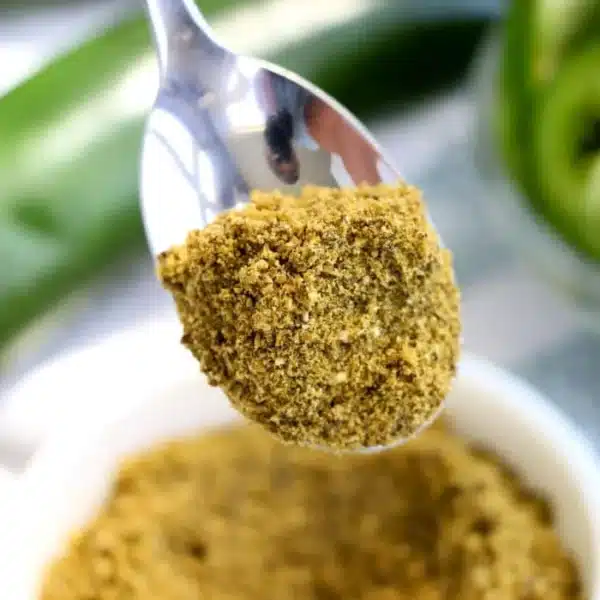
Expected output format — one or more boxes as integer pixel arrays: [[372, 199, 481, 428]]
[[144, 0, 223, 73]]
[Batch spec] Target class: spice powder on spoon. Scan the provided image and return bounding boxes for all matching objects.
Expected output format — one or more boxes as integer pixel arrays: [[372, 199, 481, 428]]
[[158, 183, 461, 451]]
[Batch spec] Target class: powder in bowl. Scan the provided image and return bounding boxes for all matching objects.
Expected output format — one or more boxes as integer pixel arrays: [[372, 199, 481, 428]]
[[40, 420, 580, 600]]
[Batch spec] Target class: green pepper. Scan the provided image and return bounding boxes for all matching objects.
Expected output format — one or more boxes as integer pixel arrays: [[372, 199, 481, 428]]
[[497, 0, 600, 261], [532, 0, 600, 83], [0, 2, 488, 353], [534, 41, 600, 260], [496, 0, 538, 197]]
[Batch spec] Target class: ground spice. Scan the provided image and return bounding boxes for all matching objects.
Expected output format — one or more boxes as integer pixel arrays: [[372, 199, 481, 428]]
[[158, 184, 461, 450], [40, 421, 581, 600]]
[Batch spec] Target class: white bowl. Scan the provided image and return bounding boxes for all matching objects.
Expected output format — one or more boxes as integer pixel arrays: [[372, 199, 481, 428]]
[[0, 319, 599, 598]]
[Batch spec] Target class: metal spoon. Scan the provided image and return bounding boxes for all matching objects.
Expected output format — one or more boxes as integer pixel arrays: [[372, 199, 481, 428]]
[[140, 0, 446, 451], [139, 0, 410, 254]]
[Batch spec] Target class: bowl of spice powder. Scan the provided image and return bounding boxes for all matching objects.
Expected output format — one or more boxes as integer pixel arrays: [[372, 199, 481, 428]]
[[157, 183, 461, 451], [0, 320, 598, 600]]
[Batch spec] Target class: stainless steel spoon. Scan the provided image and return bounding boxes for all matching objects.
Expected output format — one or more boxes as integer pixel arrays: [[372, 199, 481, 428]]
[[140, 0, 446, 451], [139, 0, 412, 255]]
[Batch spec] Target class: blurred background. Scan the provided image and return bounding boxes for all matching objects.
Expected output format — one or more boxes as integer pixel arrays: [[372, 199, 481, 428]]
[[0, 0, 599, 448]]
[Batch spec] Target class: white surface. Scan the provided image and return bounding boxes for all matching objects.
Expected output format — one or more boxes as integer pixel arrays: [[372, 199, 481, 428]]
[[0, 318, 598, 598]]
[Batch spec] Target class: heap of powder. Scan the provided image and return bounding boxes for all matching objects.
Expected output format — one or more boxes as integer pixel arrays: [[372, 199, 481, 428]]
[[158, 184, 461, 450], [40, 421, 581, 600]]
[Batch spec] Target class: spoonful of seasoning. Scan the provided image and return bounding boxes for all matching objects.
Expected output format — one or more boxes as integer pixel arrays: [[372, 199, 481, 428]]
[[141, 0, 461, 452]]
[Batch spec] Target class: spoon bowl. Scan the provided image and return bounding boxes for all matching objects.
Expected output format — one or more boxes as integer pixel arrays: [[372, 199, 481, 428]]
[[139, 0, 449, 452], [140, 0, 403, 256]]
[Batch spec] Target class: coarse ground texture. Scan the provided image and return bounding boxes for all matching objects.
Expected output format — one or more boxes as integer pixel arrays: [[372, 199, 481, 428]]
[[158, 184, 461, 450], [40, 421, 581, 600]]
